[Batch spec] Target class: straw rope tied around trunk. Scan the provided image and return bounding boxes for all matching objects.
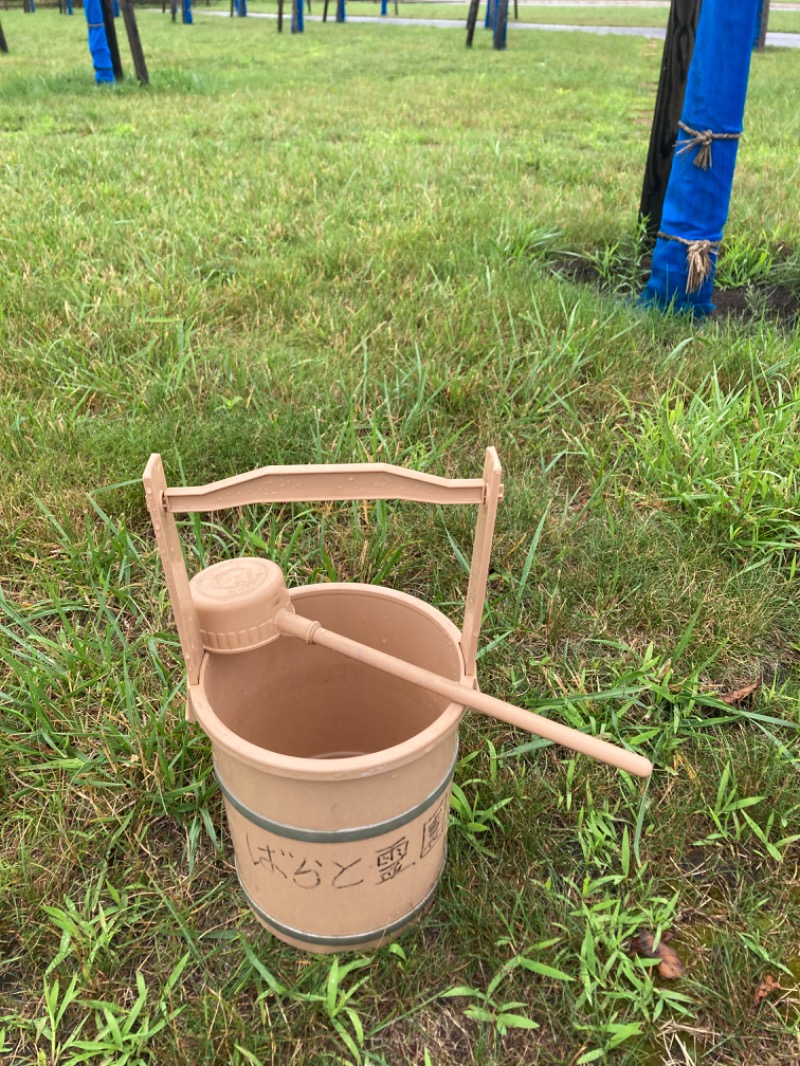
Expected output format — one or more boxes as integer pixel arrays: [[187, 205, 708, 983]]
[[657, 232, 720, 293], [676, 121, 741, 171]]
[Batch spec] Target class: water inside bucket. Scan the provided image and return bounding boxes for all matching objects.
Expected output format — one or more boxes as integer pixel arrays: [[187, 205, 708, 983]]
[[312, 750, 368, 759]]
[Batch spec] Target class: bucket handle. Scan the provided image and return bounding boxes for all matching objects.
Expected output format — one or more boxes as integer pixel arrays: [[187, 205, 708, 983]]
[[143, 449, 503, 688]]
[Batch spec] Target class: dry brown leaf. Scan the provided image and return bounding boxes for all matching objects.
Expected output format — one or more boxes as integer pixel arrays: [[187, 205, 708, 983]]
[[720, 678, 761, 705], [753, 974, 781, 1007], [630, 930, 686, 980]]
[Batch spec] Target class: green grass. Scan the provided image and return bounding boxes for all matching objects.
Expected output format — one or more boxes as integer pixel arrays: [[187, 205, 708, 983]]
[[1, 11, 800, 1065]]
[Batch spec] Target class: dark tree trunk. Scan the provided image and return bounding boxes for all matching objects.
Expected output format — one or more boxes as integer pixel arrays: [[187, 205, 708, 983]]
[[465, 0, 479, 46], [754, 0, 769, 50], [99, 0, 124, 78], [638, 0, 703, 237], [119, 0, 148, 83]]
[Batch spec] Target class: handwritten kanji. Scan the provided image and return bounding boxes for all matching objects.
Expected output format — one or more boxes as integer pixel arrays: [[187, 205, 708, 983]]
[[375, 836, 414, 884], [420, 801, 446, 859]]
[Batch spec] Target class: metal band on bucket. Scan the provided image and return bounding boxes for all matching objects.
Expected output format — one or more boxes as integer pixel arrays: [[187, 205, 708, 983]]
[[215, 743, 458, 845], [236, 855, 445, 949]]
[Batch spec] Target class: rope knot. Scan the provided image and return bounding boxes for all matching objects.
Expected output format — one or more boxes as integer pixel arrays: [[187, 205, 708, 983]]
[[676, 121, 741, 171], [657, 232, 720, 294], [684, 239, 717, 293]]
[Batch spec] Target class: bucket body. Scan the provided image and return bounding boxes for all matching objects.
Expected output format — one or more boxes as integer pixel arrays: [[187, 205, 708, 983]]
[[189, 583, 467, 952]]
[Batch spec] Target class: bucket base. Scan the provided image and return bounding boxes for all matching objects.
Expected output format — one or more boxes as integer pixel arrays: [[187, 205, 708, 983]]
[[237, 856, 444, 954]]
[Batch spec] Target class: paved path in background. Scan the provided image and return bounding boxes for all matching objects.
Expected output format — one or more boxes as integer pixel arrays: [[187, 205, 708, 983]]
[[428, 0, 800, 7], [203, 9, 800, 45]]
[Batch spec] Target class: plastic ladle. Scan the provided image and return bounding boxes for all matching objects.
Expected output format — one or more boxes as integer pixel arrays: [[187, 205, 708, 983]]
[[190, 559, 653, 779]]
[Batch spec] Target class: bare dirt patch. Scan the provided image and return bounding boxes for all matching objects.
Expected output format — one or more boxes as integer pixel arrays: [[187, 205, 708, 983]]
[[554, 254, 800, 326]]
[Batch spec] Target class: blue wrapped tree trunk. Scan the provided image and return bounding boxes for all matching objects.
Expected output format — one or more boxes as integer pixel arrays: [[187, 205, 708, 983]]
[[640, 0, 761, 315], [84, 0, 114, 83]]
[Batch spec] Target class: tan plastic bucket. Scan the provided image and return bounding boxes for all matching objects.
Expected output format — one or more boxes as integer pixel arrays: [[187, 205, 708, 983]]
[[189, 582, 468, 952], [144, 452, 652, 953], [144, 451, 504, 952]]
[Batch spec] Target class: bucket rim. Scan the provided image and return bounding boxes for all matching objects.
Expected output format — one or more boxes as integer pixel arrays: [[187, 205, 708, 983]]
[[188, 582, 469, 780]]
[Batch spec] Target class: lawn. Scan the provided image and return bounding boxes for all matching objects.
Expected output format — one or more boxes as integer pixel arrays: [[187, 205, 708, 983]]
[[1, 11, 799, 1065]]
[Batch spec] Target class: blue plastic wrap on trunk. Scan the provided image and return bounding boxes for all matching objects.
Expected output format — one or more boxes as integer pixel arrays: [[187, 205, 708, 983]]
[[84, 0, 114, 83], [640, 0, 760, 315]]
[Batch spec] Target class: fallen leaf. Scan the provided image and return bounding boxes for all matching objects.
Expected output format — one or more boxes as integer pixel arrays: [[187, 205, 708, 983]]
[[720, 678, 761, 705], [754, 974, 781, 1007], [630, 930, 686, 980]]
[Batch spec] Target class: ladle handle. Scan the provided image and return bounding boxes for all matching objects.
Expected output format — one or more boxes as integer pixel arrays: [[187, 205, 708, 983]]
[[276, 611, 652, 779]]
